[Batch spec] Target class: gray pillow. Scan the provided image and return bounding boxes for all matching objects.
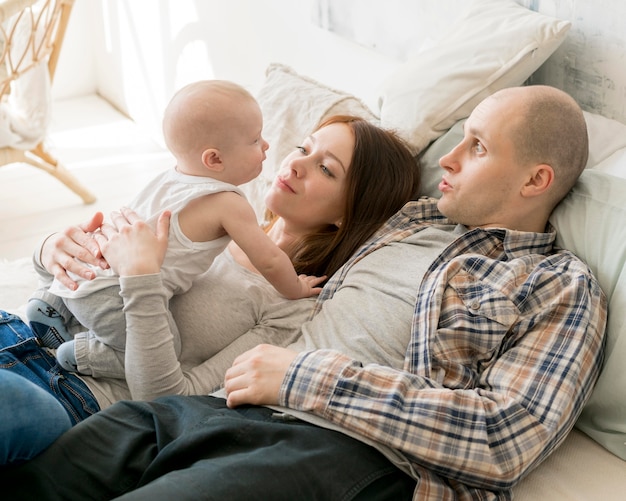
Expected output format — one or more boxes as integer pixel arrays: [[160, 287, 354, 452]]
[[417, 119, 464, 198]]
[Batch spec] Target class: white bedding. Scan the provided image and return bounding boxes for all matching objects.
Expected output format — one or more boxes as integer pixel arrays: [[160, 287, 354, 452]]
[[514, 429, 626, 499]]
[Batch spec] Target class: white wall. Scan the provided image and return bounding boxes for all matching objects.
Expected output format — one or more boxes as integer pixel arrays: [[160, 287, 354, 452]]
[[57, 0, 404, 143], [523, 0, 626, 122], [55, 0, 626, 142], [52, 0, 99, 101]]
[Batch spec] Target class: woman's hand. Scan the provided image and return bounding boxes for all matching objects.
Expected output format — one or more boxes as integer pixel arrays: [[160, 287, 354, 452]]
[[40, 212, 108, 291], [94, 207, 171, 277], [224, 344, 298, 408]]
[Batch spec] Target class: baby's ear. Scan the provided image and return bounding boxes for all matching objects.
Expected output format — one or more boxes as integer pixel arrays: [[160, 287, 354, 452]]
[[202, 148, 224, 172]]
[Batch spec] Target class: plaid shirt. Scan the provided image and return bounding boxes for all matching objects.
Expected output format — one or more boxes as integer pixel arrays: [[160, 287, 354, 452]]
[[280, 199, 607, 500]]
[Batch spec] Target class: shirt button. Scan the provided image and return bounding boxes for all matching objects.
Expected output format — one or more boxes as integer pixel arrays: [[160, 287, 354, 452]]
[[470, 301, 480, 310]]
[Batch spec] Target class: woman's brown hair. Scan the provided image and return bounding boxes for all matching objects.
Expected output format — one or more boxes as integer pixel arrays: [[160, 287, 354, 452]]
[[265, 115, 420, 279]]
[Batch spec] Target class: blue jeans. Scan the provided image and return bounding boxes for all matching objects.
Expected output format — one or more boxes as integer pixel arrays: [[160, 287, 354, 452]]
[[0, 310, 100, 466], [4, 396, 416, 500]]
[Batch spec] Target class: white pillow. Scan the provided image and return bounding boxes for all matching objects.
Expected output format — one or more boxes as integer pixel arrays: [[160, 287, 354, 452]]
[[0, 6, 53, 149], [417, 119, 464, 198], [550, 170, 626, 461], [243, 63, 378, 221], [377, 0, 571, 155], [583, 111, 626, 169]]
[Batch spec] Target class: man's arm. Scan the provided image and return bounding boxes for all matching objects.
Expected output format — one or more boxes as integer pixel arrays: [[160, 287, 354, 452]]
[[226, 251, 606, 492], [277, 261, 606, 491], [225, 233, 423, 405]]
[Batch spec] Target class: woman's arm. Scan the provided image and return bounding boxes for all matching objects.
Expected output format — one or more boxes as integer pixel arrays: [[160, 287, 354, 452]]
[[120, 272, 312, 400], [100, 207, 313, 400]]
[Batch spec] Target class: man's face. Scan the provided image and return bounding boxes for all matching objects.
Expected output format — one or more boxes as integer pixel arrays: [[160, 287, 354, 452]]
[[436, 93, 529, 229]]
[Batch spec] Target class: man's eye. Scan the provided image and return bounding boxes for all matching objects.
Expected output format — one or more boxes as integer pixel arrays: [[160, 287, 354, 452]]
[[474, 141, 485, 154]]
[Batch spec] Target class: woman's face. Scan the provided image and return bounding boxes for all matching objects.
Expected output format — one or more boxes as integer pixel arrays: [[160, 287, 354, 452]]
[[264, 122, 354, 232]]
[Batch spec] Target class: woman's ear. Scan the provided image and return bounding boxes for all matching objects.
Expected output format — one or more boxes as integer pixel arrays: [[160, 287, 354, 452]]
[[521, 164, 554, 197], [202, 148, 224, 172]]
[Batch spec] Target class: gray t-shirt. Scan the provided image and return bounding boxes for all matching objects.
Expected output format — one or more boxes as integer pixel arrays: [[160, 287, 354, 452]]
[[290, 225, 459, 365]]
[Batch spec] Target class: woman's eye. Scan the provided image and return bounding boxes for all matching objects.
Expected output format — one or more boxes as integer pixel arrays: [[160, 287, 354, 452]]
[[296, 145, 306, 154], [474, 141, 485, 154], [320, 165, 332, 176]]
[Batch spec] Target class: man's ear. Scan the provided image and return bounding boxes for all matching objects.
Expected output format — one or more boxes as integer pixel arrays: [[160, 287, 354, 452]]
[[202, 148, 224, 172], [521, 164, 554, 197]]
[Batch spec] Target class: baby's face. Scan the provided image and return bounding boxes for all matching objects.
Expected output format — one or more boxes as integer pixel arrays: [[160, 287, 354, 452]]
[[221, 101, 269, 186]]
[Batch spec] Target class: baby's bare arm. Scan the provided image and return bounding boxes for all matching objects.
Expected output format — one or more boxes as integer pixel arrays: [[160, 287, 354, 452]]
[[219, 194, 324, 299]]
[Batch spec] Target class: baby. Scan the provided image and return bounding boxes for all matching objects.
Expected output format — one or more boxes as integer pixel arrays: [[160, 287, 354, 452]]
[[26, 80, 322, 378]]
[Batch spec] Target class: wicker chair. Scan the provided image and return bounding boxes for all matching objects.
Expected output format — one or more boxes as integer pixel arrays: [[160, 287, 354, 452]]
[[0, 0, 95, 203]]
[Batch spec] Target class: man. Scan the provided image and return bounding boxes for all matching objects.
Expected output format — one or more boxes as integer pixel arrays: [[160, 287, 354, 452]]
[[3, 86, 606, 500]]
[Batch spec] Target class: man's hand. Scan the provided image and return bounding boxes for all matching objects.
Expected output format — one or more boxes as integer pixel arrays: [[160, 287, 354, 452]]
[[224, 344, 298, 408]]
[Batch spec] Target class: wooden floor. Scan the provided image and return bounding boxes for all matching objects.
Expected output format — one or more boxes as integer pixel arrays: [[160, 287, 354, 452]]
[[0, 95, 172, 261]]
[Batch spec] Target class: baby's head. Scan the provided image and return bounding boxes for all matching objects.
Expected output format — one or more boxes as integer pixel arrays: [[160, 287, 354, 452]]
[[163, 80, 268, 185]]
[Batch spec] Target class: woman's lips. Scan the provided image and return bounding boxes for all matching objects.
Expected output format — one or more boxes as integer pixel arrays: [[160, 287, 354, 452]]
[[276, 177, 295, 193]]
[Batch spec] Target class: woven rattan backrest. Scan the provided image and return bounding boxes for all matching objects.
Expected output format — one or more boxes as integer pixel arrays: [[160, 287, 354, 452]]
[[0, 0, 74, 97]]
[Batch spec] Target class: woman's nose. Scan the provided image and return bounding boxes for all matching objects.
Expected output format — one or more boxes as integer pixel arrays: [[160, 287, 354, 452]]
[[290, 157, 306, 177]]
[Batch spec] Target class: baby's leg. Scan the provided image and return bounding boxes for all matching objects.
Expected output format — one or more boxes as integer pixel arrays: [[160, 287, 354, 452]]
[[72, 332, 125, 378], [25, 293, 73, 348], [64, 287, 127, 379]]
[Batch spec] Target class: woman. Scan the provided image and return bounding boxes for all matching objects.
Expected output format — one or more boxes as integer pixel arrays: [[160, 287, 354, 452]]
[[0, 115, 420, 466]]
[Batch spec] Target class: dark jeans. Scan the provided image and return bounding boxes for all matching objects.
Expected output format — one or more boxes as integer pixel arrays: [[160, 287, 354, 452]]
[[4, 395, 415, 501], [0, 310, 99, 467], [0, 311, 99, 425]]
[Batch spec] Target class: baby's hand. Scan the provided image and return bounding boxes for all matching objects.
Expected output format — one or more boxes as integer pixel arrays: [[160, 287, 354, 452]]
[[296, 274, 326, 298]]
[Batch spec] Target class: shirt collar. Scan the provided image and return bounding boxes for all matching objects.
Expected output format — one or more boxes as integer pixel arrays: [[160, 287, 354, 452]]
[[401, 198, 557, 258]]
